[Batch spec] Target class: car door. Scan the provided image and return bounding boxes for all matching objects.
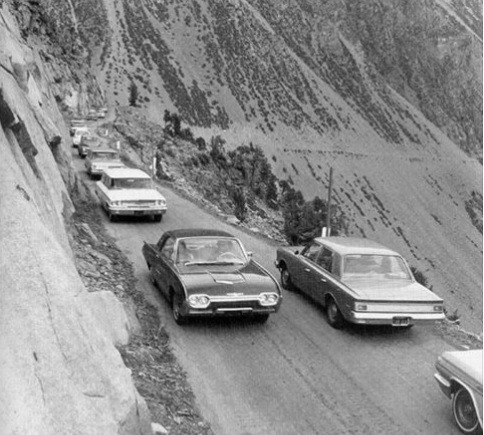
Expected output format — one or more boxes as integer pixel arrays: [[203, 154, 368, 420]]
[[292, 241, 323, 298], [311, 247, 338, 305], [154, 236, 176, 298]]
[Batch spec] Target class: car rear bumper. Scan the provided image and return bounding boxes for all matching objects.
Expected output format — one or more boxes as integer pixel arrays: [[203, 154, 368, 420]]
[[90, 165, 124, 175], [185, 306, 278, 317], [109, 208, 167, 216], [349, 311, 445, 326]]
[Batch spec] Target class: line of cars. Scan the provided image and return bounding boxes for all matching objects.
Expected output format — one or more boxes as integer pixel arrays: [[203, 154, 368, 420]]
[[69, 118, 168, 222], [140, 228, 481, 433]]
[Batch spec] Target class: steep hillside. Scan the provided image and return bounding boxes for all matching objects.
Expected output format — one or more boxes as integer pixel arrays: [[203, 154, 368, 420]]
[[55, 0, 481, 158]]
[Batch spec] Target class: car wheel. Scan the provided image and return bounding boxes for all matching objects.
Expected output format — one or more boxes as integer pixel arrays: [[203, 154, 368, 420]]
[[172, 292, 188, 325], [153, 214, 162, 222], [452, 387, 480, 434], [253, 314, 270, 324], [107, 210, 117, 222], [148, 265, 158, 288], [326, 298, 345, 329], [280, 267, 294, 291]]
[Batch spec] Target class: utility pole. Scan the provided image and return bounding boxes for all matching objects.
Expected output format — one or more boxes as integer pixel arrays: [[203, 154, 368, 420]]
[[325, 166, 333, 236]]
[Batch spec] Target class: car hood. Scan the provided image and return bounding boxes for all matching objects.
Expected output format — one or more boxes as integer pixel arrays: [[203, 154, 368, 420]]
[[178, 261, 279, 296], [342, 278, 442, 302], [439, 349, 483, 386], [106, 189, 166, 201]]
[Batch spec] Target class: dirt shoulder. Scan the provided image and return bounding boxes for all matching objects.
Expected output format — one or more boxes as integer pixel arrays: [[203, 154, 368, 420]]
[[69, 192, 214, 435]]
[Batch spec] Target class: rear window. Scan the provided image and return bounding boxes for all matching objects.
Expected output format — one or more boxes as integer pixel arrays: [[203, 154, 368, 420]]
[[112, 177, 151, 189]]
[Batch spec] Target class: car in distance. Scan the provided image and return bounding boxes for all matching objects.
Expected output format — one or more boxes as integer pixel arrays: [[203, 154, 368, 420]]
[[77, 134, 98, 158], [95, 167, 167, 222], [85, 148, 124, 178], [72, 127, 90, 147], [275, 237, 445, 329], [142, 229, 282, 325], [69, 119, 86, 136], [434, 349, 482, 434], [86, 109, 98, 121]]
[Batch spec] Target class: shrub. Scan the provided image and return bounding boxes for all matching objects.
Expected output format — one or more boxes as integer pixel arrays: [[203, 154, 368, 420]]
[[230, 186, 247, 222], [128, 81, 138, 106], [410, 267, 430, 288], [197, 152, 210, 165], [195, 137, 207, 150]]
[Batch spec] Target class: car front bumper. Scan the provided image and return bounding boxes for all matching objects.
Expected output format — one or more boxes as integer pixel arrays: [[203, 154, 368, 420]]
[[349, 311, 445, 326], [180, 299, 281, 318]]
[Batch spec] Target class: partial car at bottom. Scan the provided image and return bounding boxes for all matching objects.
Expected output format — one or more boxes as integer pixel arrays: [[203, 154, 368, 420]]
[[142, 229, 282, 325], [435, 349, 483, 434], [275, 237, 445, 329]]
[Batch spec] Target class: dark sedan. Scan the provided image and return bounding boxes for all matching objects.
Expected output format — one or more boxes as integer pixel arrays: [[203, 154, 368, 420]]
[[142, 229, 282, 324]]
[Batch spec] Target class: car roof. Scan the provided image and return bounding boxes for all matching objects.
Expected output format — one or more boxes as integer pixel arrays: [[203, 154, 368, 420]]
[[103, 167, 150, 179], [315, 237, 399, 256], [165, 228, 235, 239]]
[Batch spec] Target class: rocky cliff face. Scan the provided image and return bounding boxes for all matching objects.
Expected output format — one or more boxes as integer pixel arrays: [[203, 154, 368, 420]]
[[0, 2, 151, 433]]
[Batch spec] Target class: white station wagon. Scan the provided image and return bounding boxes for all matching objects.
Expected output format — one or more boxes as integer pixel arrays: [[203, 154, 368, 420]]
[[96, 168, 167, 222]]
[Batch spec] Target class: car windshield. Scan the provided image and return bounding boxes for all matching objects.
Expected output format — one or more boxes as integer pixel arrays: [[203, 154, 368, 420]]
[[176, 237, 247, 265], [112, 178, 152, 189], [342, 254, 412, 280], [92, 151, 119, 160]]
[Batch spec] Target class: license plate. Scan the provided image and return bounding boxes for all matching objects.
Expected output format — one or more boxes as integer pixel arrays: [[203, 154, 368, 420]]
[[393, 317, 410, 326]]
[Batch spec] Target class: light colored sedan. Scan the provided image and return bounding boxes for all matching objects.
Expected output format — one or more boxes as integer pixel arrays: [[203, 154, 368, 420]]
[[85, 149, 124, 178], [275, 237, 445, 328], [435, 349, 483, 434]]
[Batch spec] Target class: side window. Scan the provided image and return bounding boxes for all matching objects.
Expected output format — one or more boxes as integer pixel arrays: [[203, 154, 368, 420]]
[[317, 247, 334, 272], [302, 242, 322, 263], [160, 237, 175, 260]]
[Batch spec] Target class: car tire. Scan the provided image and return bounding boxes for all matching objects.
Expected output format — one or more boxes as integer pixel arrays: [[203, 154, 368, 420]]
[[153, 214, 162, 222], [107, 210, 117, 222], [452, 387, 480, 434], [172, 292, 188, 325], [148, 265, 158, 288], [326, 298, 345, 329], [280, 267, 294, 291], [253, 314, 270, 324]]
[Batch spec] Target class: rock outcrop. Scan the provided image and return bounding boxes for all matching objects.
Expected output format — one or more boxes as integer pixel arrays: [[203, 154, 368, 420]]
[[0, 3, 151, 434]]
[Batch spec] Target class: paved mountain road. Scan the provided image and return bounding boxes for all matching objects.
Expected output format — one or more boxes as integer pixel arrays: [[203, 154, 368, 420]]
[[73, 154, 462, 435]]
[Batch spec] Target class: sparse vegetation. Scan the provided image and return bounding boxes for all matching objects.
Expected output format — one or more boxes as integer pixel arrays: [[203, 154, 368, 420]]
[[128, 80, 139, 106]]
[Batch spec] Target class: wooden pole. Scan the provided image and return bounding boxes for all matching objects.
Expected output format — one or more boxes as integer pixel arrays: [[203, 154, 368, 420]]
[[326, 166, 333, 236]]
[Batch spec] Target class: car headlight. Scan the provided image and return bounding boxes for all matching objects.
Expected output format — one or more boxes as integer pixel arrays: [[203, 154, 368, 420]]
[[354, 303, 368, 311], [156, 199, 166, 207], [259, 292, 279, 306], [111, 201, 123, 207], [188, 294, 210, 309]]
